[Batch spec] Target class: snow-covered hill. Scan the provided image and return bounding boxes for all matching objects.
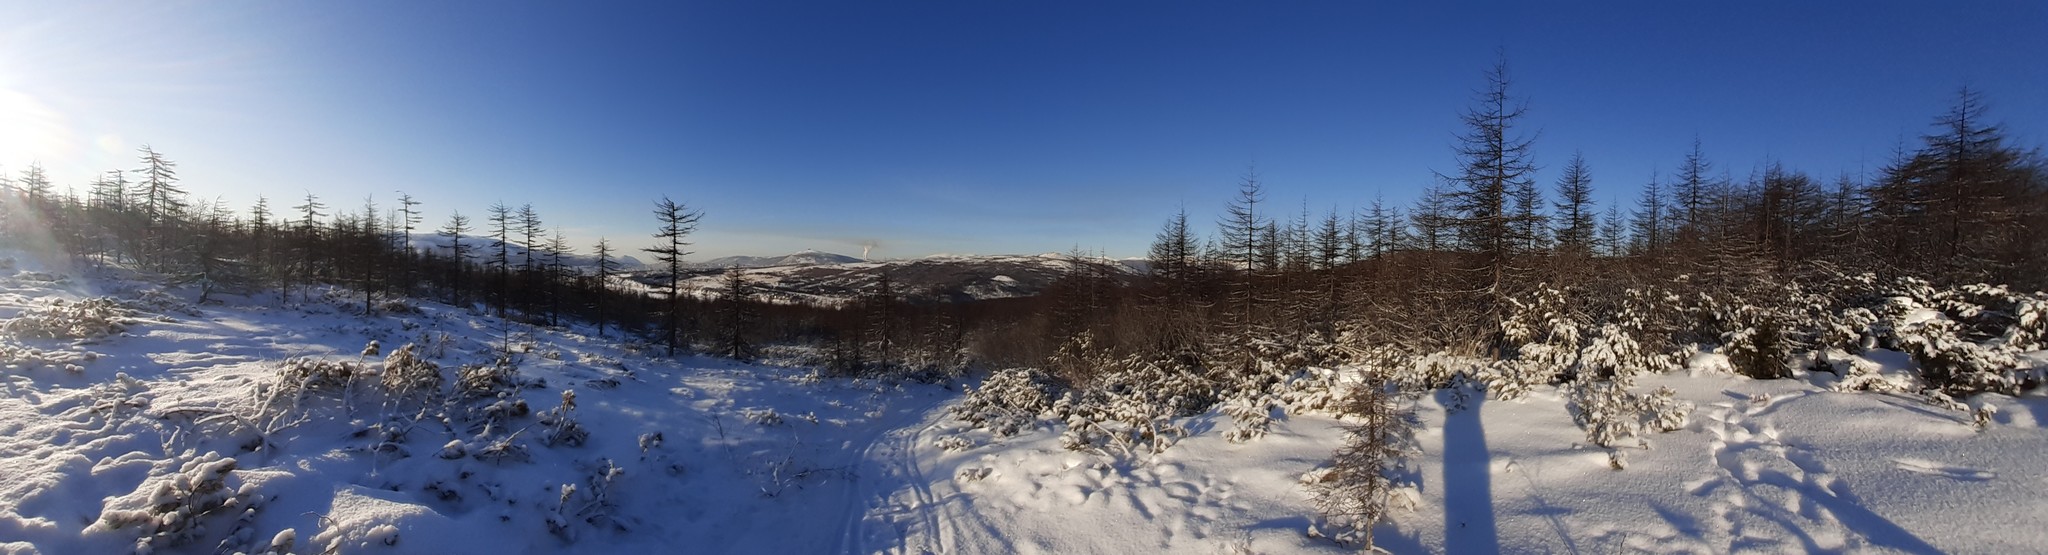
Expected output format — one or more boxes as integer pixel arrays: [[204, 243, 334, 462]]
[[693, 250, 864, 269], [652, 252, 1143, 306]]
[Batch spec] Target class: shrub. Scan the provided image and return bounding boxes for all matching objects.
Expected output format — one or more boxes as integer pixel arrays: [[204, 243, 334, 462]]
[[381, 343, 443, 402], [91, 451, 256, 553], [1567, 379, 1692, 449], [3, 297, 130, 339], [952, 368, 1056, 437]]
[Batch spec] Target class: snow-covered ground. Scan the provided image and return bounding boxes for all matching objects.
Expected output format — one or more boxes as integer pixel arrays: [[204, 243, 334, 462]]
[[1, 247, 2044, 554], [900, 370, 2047, 554]]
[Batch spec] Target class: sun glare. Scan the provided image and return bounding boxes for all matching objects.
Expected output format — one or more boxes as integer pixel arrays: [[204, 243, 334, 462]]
[[0, 86, 68, 162]]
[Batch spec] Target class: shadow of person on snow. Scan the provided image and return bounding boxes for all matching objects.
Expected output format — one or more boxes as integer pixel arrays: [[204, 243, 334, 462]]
[[1438, 388, 1500, 553]]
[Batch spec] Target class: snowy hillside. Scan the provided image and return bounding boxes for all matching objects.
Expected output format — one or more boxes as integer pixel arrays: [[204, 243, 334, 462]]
[[1, 247, 2044, 554]]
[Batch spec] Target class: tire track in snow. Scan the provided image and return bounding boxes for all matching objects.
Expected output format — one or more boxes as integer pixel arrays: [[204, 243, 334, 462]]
[[834, 389, 954, 554]]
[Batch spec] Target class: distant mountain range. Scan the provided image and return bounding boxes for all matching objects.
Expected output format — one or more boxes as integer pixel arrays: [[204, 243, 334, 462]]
[[626, 250, 1146, 306], [406, 233, 649, 270], [691, 249, 865, 269]]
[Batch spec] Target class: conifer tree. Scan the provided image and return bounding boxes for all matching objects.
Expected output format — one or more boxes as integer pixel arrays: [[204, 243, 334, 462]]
[[592, 238, 620, 337], [1552, 152, 1597, 256], [645, 196, 703, 356], [718, 265, 758, 360], [439, 211, 473, 306], [487, 201, 513, 318]]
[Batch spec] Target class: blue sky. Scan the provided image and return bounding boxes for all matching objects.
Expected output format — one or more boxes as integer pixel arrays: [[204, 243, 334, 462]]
[[1, 1, 2043, 260]]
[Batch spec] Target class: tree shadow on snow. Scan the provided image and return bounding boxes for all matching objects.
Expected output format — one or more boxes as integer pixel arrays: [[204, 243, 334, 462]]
[[1436, 389, 1500, 553]]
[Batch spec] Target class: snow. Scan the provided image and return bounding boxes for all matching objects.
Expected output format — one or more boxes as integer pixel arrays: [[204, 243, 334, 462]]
[[1, 247, 2044, 554]]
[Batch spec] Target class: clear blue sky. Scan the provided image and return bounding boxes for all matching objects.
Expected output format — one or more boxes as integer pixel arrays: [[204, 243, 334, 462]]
[[1, 1, 2043, 260]]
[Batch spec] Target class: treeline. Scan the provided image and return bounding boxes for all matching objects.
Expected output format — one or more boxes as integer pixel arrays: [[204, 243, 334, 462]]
[[0, 151, 1009, 372], [0, 153, 741, 355], [950, 65, 2048, 414]]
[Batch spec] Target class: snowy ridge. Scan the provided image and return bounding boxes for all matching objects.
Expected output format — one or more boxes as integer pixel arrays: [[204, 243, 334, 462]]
[[407, 233, 649, 271], [693, 250, 864, 269], [655, 251, 1143, 306]]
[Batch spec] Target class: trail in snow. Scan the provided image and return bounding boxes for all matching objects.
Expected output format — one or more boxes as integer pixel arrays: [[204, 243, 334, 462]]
[[1697, 390, 1941, 554]]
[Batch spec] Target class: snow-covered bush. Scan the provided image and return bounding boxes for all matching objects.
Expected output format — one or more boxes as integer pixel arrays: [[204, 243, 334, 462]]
[[935, 435, 973, 452], [549, 458, 626, 542], [1895, 317, 2023, 396], [90, 451, 257, 553], [1220, 395, 1273, 443], [121, 287, 196, 316], [456, 359, 520, 400], [0, 343, 93, 372], [1849, 275, 2043, 395], [277, 356, 363, 395], [952, 368, 1056, 437], [1719, 308, 1795, 379], [3, 296, 129, 339], [1576, 323, 1679, 381], [1495, 286, 1583, 399], [1305, 373, 1415, 550], [380, 343, 442, 403], [540, 390, 589, 447], [1567, 379, 1692, 450], [1830, 356, 1917, 393], [1046, 353, 1213, 458], [378, 299, 422, 315], [741, 407, 783, 427]]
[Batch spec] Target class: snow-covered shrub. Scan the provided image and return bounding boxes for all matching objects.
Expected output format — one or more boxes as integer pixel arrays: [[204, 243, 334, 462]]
[[549, 458, 626, 542], [741, 407, 783, 427], [380, 343, 442, 403], [1305, 373, 1415, 550], [211, 495, 279, 555], [0, 343, 94, 372], [121, 287, 197, 316], [256, 356, 368, 430], [1720, 308, 1796, 379], [1048, 354, 1211, 458], [472, 432, 532, 465], [277, 356, 363, 395], [91, 451, 256, 553], [540, 390, 589, 447], [1895, 318, 2023, 396], [1495, 286, 1584, 399], [456, 359, 520, 400], [1272, 366, 1345, 414], [952, 368, 1056, 437], [1220, 395, 1274, 443], [1576, 323, 1679, 381], [3, 297, 129, 339], [1385, 351, 1484, 393], [1831, 356, 1917, 393], [1846, 276, 2043, 395], [1567, 379, 1692, 450], [935, 435, 973, 452]]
